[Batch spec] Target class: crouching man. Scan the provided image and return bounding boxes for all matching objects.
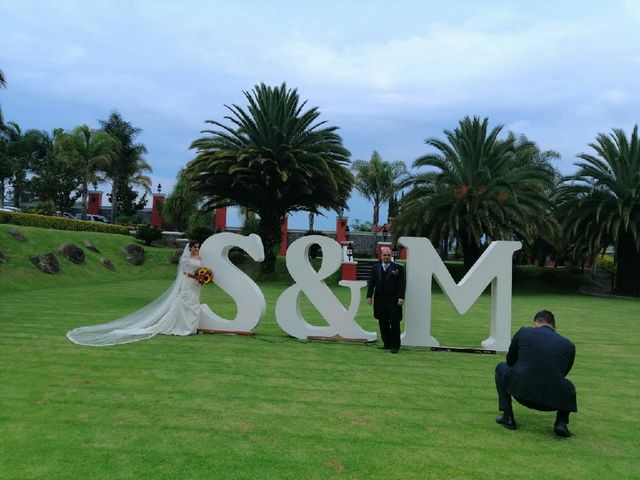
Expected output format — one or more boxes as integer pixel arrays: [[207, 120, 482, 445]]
[[495, 310, 577, 437]]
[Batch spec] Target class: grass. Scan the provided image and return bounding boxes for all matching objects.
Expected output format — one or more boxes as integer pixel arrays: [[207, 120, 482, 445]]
[[1, 225, 639, 479]]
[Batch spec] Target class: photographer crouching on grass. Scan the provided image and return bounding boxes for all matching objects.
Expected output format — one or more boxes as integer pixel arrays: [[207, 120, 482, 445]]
[[494, 310, 577, 437]]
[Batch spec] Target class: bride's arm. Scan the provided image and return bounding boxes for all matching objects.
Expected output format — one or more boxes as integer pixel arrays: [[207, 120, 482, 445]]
[[182, 257, 197, 279]]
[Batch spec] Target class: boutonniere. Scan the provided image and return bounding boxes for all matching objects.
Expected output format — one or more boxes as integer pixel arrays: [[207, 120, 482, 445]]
[[391, 269, 399, 276]]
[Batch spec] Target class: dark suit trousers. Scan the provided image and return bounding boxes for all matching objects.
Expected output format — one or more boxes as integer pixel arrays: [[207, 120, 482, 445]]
[[376, 297, 401, 349], [495, 362, 570, 425]]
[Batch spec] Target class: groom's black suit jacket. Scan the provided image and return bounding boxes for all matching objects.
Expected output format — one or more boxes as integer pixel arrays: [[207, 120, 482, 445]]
[[504, 325, 577, 412], [366, 261, 406, 320]]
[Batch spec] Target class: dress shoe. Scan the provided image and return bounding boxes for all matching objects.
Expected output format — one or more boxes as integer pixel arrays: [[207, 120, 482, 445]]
[[390, 348, 399, 354], [554, 423, 571, 437], [495, 415, 517, 430]]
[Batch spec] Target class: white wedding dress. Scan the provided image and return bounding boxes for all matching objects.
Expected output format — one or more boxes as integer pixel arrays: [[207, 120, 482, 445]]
[[67, 245, 203, 346]]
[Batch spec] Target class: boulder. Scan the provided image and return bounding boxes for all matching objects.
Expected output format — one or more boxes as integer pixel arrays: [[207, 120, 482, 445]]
[[83, 240, 100, 253], [171, 248, 183, 264], [30, 252, 60, 274], [58, 243, 85, 264], [100, 257, 116, 271], [9, 228, 26, 241], [123, 244, 145, 265]]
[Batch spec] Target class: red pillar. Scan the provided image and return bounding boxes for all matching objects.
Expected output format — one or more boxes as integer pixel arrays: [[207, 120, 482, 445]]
[[213, 207, 227, 232], [341, 263, 357, 281], [336, 217, 348, 243], [87, 191, 102, 215], [151, 193, 166, 229], [280, 215, 288, 255]]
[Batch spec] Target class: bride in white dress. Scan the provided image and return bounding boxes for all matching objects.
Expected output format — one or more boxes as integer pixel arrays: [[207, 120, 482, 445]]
[[67, 241, 207, 346]]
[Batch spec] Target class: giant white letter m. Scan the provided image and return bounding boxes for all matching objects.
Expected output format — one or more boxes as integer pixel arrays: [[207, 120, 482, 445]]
[[398, 238, 522, 352]]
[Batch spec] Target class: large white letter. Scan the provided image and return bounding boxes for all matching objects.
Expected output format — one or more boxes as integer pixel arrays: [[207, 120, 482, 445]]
[[198, 232, 266, 332], [275, 235, 375, 341], [399, 238, 521, 351]]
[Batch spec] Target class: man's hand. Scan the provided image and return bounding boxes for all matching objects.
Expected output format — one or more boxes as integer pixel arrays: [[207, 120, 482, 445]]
[[398, 298, 404, 306], [366, 297, 372, 305]]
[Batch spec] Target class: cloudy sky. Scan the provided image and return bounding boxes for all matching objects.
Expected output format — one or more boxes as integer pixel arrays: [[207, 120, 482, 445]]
[[2, 0, 640, 229]]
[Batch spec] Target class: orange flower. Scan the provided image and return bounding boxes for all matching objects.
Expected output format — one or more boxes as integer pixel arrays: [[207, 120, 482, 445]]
[[454, 184, 469, 199]]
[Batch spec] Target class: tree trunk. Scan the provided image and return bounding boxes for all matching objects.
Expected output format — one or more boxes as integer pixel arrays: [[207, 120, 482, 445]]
[[258, 213, 282, 276], [80, 179, 88, 220], [615, 233, 640, 296], [460, 231, 481, 272], [110, 182, 119, 222], [372, 202, 379, 231]]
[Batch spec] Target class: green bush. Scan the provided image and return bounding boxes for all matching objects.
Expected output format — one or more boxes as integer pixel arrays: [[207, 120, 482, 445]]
[[186, 225, 214, 244], [0, 211, 131, 235], [595, 254, 615, 274], [135, 224, 163, 245]]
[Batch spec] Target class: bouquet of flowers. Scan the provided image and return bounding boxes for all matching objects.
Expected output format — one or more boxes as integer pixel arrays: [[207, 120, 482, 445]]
[[195, 267, 214, 286]]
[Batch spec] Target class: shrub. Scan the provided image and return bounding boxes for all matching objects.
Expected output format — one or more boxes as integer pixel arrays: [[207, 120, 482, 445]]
[[186, 225, 214, 245], [135, 224, 163, 245], [595, 254, 615, 274], [0, 211, 131, 235]]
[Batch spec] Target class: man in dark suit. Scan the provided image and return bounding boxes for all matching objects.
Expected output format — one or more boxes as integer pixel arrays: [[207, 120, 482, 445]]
[[495, 310, 577, 437], [366, 247, 406, 353]]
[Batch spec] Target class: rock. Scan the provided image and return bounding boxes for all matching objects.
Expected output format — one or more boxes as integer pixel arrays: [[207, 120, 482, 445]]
[[58, 243, 85, 264], [30, 252, 60, 274], [9, 228, 26, 241], [0, 250, 6, 264], [83, 240, 100, 253], [100, 257, 116, 271], [123, 244, 145, 265], [171, 248, 183, 264]]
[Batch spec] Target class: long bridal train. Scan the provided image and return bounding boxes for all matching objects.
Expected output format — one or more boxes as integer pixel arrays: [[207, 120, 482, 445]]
[[67, 244, 202, 346]]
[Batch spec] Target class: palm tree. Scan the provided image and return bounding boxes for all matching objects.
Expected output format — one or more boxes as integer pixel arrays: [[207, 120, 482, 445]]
[[188, 83, 353, 274], [57, 125, 118, 219], [352, 151, 407, 232], [510, 133, 562, 266], [394, 116, 555, 270], [556, 126, 640, 296], [99, 112, 151, 222]]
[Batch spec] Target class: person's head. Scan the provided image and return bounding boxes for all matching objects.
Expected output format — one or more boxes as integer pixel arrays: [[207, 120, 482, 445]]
[[533, 310, 556, 330], [189, 240, 200, 253], [381, 247, 392, 263]]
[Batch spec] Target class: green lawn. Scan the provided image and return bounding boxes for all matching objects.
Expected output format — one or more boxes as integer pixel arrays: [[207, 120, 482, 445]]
[[1, 225, 639, 479]]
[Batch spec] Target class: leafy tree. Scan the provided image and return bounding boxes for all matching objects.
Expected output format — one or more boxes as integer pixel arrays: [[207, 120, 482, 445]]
[[1, 123, 55, 208], [0, 68, 6, 128], [352, 151, 407, 231], [28, 128, 82, 212], [350, 219, 373, 232], [0, 132, 10, 206], [394, 116, 555, 271], [188, 83, 353, 274], [556, 126, 640, 296], [162, 168, 199, 231], [109, 183, 148, 217], [99, 111, 152, 222], [57, 125, 119, 219], [1, 122, 30, 207]]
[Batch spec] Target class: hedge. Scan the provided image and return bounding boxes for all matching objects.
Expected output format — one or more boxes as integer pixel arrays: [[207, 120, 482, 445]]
[[0, 211, 132, 235]]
